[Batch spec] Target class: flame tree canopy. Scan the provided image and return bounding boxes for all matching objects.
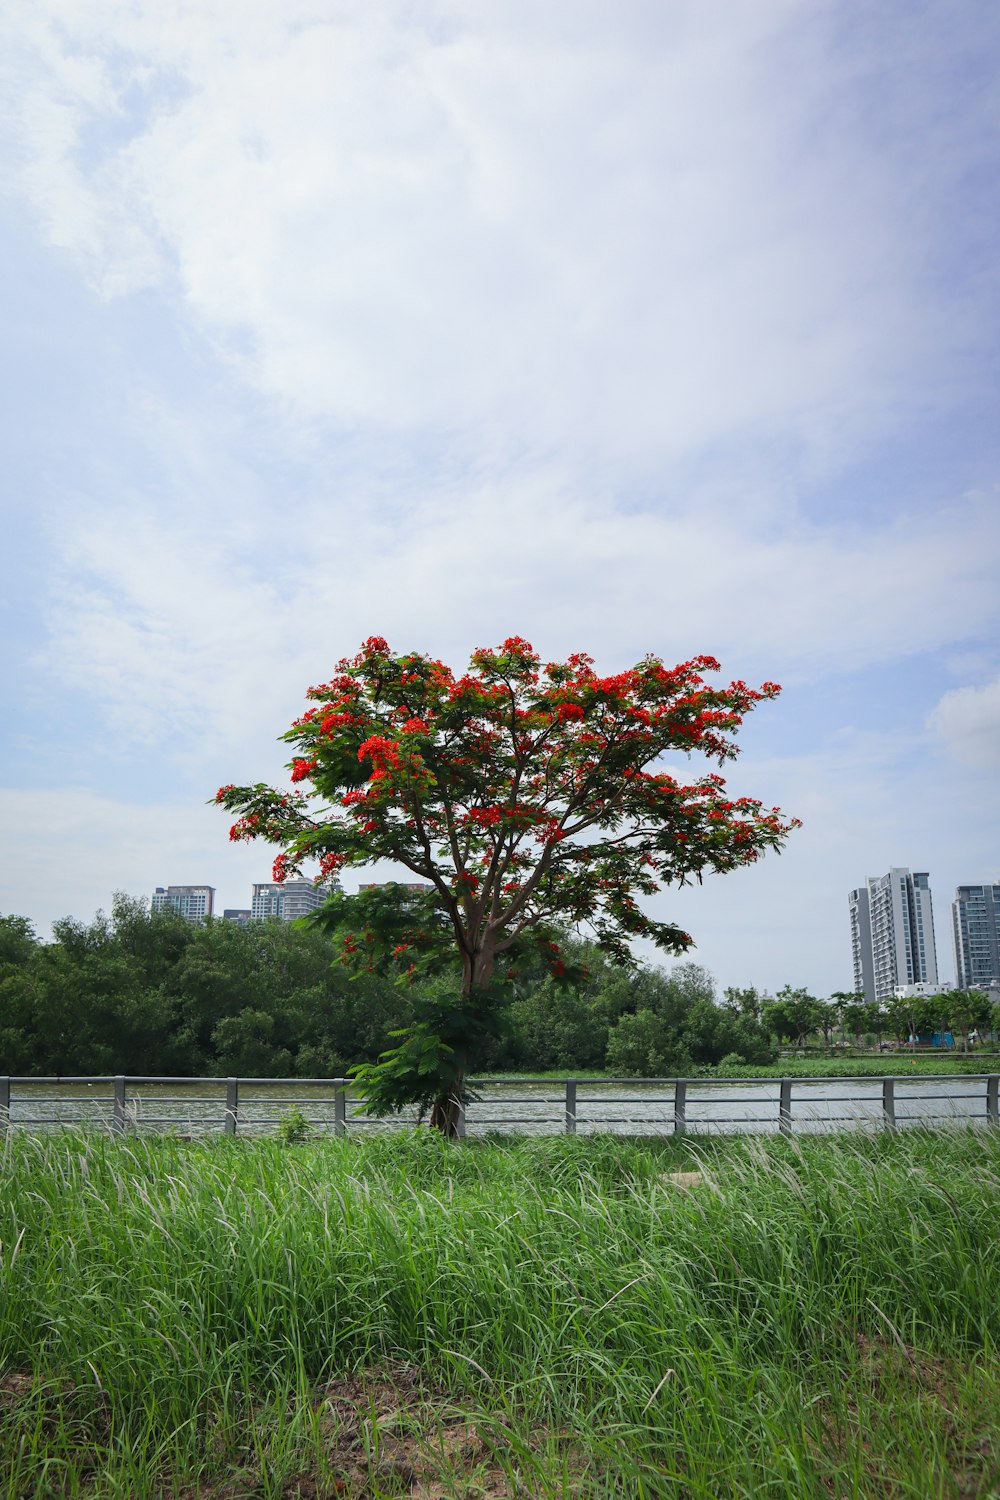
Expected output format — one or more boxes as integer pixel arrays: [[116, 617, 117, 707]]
[[215, 636, 800, 1131]]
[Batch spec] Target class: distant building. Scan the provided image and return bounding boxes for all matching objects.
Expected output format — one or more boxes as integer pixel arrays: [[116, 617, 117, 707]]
[[250, 879, 336, 922], [151, 885, 215, 923], [952, 883, 1000, 992], [893, 982, 942, 1000], [849, 869, 939, 1005], [222, 908, 252, 925], [848, 887, 875, 1003]]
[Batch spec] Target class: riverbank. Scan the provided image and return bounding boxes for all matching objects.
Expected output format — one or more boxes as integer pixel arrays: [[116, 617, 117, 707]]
[[711, 1052, 1000, 1077], [483, 1053, 1000, 1079], [2, 1129, 998, 1497]]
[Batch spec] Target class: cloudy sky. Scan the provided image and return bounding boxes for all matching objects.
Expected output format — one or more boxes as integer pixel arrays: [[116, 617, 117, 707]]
[[1, 0, 998, 995]]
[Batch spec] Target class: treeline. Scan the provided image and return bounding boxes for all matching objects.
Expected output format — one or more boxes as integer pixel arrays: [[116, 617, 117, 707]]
[[3, 901, 995, 1077], [761, 986, 997, 1051], [0, 898, 778, 1077]]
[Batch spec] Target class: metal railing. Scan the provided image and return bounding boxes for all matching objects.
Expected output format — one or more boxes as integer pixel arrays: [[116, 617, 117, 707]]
[[2, 1073, 999, 1138]]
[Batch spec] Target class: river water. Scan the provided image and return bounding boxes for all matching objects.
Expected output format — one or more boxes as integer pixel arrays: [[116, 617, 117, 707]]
[[4, 1075, 997, 1137]]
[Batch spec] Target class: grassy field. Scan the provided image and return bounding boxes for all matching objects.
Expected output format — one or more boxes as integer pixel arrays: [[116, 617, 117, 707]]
[[1, 1128, 998, 1498]]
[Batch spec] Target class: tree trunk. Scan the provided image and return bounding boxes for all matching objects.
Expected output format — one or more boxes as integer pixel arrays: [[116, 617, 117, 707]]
[[427, 941, 494, 1136], [429, 1086, 464, 1138]]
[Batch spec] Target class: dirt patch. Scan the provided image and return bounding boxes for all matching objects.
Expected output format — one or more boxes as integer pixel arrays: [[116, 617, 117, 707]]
[[0, 1370, 39, 1404], [658, 1171, 704, 1190], [165, 1364, 584, 1498], [0, 1368, 109, 1434], [312, 1363, 516, 1497]]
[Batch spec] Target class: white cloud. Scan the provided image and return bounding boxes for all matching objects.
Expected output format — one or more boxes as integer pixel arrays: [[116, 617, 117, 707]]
[[3, 1, 995, 468], [38, 463, 1000, 767], [927, 675, 1000, 769]]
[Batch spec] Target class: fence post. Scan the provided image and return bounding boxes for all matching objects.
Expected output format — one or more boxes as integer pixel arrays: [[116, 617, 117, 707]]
[[988, 1075, 999, 1126], [334, 1085, 347, 1137], [0, 1077, 9, 1126], [455, 1097, 466, 1139], [225, 1078, 239, 1137], [779, 1078, 792, 1136], [112, 1076, 126, 1134], [882, 1077, 896, 1131], [565, 1080, 577, 1135], [674, 1079, 687, 1136]]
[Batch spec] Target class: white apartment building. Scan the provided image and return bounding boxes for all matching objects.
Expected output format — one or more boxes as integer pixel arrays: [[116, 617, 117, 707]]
[[251, 879, 336, 922], [848, 886, 875, 1003], [952, 883, 1000, 992], [849, 868, 939, 1004], [151, 885, 215, 923]]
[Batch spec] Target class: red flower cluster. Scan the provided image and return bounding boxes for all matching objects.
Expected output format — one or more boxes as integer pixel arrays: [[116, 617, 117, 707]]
[[228, 814, 259, 842], [358, 735, 401, 769], [465, 806, 503, 827], [321, 710, 361, 734]]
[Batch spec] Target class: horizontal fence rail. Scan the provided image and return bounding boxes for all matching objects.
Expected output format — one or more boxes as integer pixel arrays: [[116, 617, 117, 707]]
[[1, 1074, 999, 1139]]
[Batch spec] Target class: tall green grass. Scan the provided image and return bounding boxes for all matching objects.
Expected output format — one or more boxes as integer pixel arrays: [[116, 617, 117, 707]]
[[1, 1128, 998, 1497]]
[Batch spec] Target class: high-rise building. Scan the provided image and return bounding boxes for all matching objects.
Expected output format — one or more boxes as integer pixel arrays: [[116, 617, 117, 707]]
[[250, 879, 335, 922], [848, 886, 875, 1002], [151, 885, 215, 922], [222, 908, 252, 925], [952, 883, 1000, 992], [848, 868, 939, 1004]]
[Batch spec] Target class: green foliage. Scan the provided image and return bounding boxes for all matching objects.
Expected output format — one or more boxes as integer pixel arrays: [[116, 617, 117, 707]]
[[715, 1051, 752, 1075], [305, 882, 456, 981], [841, 998, 879, 1045], [0, 897, 411, 1078], [762, 985, 825, 1046], [275, 1106, 311, 1145], [211, 1008, 294, 1076], [3, 900, 792, 1081], [352, 982, 509, 1120], [0, 914, 38, 970], [605, 963, 777, 1074], [722, 984, 764, 1022]]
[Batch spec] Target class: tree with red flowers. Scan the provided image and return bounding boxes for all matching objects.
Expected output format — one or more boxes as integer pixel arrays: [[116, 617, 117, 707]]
[[215, 636, 799, 1133]]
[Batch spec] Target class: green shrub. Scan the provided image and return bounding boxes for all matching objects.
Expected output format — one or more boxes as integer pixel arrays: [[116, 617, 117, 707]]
[[275, 1105, 311, 1144]]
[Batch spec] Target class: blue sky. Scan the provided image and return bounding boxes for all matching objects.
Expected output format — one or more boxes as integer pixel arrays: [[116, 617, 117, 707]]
[[1, 0, 998, 995]]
